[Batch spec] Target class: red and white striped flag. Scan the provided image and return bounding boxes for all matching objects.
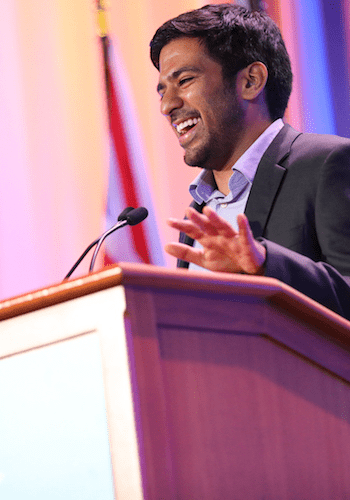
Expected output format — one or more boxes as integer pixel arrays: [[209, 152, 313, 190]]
[[102, 38, 165, 267]]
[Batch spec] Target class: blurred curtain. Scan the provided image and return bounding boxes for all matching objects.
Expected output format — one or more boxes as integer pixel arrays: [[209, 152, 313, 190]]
[[0, 1, 108, 299], [266, 0, 350, 137]]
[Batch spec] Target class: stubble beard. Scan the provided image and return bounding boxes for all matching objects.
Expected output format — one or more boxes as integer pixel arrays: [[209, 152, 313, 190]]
[[183, 88, 245, 172], [183, 135, 224, 171], [183, 136, 214, 169]]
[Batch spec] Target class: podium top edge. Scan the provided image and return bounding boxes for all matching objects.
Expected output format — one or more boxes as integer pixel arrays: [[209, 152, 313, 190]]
[[0, 262, 349, 343]]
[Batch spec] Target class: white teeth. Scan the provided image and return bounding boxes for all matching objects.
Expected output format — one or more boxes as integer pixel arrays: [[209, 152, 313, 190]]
[[175, 117, 200, 134]]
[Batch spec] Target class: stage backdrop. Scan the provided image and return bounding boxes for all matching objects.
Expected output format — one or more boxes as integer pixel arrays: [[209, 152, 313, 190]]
[[0, 0, 349, 301]]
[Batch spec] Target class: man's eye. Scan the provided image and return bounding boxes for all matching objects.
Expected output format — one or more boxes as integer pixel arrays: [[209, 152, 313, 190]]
[[179, 77, 193, 86]]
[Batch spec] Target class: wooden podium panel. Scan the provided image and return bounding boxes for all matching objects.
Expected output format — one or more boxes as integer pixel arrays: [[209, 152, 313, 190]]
[[122, 265, 350, 499], [0, 263, 350, 499]]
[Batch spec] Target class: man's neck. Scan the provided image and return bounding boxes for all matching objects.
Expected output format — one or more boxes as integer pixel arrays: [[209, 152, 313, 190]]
[[213, 118, 273, 196], [213, 169, 235, 196]]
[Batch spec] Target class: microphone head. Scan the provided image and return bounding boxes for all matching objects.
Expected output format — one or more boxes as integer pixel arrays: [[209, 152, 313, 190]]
[[118, 206, 135, 221], [126, 207, 149, 226]]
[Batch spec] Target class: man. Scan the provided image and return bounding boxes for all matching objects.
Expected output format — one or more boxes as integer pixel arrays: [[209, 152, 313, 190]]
[[150, 4, 350, 320]]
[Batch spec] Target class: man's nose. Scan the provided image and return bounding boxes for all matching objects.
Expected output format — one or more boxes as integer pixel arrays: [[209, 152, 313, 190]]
[[160, 89, 183, 117]]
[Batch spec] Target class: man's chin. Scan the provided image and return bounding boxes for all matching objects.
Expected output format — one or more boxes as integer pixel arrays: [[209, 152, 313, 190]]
[[184, 148, 210, 169], [184, 155, 216, 171], [184, 157, 200, 168]]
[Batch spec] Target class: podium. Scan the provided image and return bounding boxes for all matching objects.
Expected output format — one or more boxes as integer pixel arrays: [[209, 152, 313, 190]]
[[1, 263, 350, 499]]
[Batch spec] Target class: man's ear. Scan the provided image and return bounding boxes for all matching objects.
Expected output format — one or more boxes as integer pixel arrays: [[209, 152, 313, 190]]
[[239, 62, 268, 100]]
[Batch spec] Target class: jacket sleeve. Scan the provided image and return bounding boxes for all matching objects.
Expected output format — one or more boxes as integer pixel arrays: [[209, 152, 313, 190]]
[[260, 238, 350, 320], [259, 139, 350, 320]]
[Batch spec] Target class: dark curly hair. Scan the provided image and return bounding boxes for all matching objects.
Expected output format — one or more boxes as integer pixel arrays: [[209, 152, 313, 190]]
[[150, 4, 292, 120]]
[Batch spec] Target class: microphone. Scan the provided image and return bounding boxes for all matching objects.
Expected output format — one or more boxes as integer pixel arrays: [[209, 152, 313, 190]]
[[118, 206, 134, 221], [89, 207, 148, 272], [124, 206, 148, 225], [63, 207, 148, 280]]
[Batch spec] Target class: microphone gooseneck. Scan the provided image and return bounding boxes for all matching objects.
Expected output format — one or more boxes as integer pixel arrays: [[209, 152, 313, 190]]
[[64, 206, 147, 280], [64, 236, 100, 280], [88, 207, 149, 273]]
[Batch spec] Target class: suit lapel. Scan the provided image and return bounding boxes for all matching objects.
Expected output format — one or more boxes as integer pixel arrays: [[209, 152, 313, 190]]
[[245, 124, 302, 238], [178, 200, 204, 268]]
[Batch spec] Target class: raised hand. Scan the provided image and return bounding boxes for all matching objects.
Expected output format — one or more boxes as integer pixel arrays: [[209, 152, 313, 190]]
[[166, 206, 266, 275]]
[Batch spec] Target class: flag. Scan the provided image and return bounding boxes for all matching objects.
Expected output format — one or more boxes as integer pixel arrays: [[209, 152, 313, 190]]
[[102, 36, 165, 267]]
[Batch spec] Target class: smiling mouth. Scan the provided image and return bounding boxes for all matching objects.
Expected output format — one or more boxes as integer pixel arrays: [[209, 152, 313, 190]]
[[174, 117, 201, 135]]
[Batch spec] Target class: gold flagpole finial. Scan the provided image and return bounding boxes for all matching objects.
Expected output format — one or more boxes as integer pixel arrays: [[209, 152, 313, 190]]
[[96, 0, 109, 37]]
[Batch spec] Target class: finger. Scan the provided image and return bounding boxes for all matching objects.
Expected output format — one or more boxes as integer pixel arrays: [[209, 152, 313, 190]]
[[237, 213, 266, 274], [167, 217, 204, 240], [236, 213, 254, 247], [185, 207, 220, 236], [165, 242, 204, 267], [202, 206, 238, 237]]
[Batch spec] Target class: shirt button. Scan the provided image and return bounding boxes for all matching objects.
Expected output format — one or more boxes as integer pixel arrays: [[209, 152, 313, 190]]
[[220, 203, 228, 208]]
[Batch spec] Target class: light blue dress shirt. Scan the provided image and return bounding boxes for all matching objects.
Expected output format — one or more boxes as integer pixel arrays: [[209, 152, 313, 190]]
[[188, 119, 284, 271]]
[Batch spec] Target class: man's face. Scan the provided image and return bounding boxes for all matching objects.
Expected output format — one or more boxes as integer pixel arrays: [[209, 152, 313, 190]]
[[157, 37, 245, 172]]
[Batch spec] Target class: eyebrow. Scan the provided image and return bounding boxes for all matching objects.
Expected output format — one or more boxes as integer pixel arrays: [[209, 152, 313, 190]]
[[157, 65, 202, 93]]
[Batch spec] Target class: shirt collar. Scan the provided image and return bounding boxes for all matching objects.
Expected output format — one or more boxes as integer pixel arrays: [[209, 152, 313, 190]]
[[190, 119, 284, 204]]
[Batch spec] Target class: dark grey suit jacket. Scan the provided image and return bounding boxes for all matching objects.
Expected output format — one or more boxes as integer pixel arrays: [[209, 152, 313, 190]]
[[178, 124, 350, 320]]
